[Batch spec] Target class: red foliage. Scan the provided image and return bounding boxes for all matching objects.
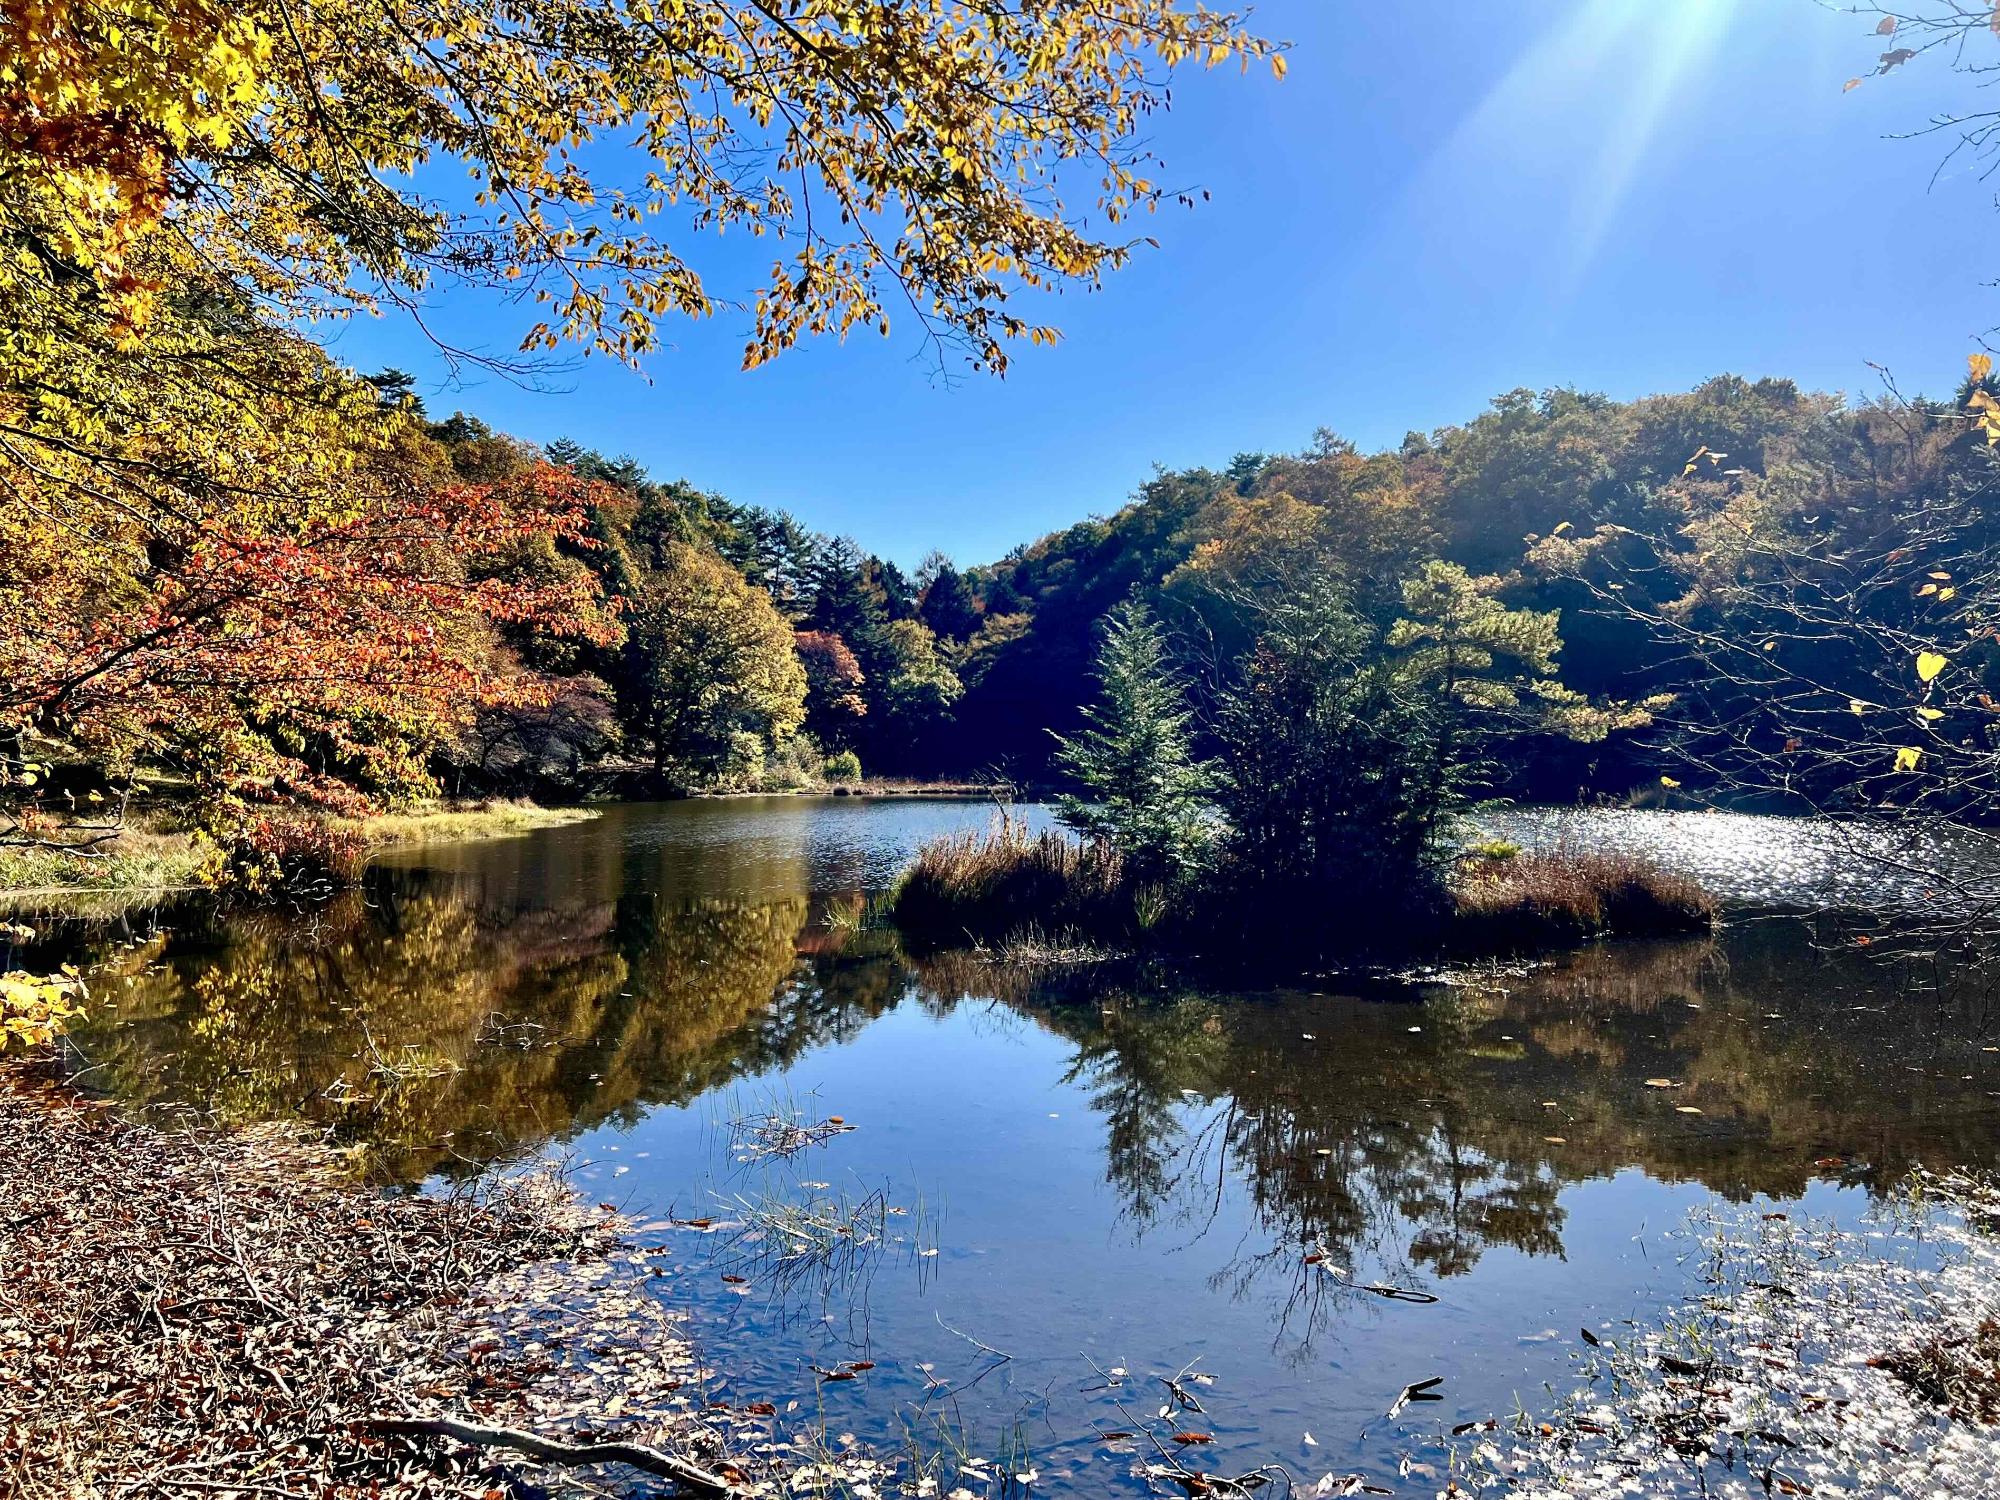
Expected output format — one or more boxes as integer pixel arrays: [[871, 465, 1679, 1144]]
[[795, 629, 868, 734], [11, 462, 618, 805]]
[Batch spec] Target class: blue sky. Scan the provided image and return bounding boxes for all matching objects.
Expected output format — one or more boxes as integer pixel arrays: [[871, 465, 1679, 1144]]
[[330, 1, 1996, 568]]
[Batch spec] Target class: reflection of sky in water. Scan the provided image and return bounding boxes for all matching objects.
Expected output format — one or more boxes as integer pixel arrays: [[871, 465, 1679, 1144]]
[[55, 799, 2000, 1495], [570, 992, 1882, 1495]]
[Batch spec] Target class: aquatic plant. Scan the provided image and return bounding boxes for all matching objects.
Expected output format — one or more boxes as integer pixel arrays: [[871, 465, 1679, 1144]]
[[1450, 841, 1717, 953], [889, 816, 1133, 951]]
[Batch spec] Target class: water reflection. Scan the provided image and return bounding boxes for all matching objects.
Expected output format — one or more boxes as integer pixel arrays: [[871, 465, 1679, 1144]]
[[65, 867, 2000, 1272], [42, 801, 2000, 1494]]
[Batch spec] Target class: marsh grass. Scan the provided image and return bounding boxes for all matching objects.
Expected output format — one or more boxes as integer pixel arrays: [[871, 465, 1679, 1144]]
[[890, 820, 1717, 969], [888, 817, 1134, 951], [1449, 839, 1717, 953]]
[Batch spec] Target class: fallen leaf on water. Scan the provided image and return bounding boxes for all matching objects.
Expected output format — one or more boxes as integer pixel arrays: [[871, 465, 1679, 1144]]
[[1676, 1106, 1704, 1115], [1644, 1078, 1679, 1089], [1172, 1431, 1214, 1445]]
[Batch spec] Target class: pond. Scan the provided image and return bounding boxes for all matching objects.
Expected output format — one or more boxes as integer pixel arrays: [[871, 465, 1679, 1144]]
[[38, 800, 2000, 1494]]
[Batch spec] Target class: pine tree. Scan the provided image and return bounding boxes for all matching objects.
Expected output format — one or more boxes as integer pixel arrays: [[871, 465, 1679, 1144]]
[[1052, 602, 1213, 882]]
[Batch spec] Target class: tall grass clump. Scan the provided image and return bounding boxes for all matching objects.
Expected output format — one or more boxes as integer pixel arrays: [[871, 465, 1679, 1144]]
[[888, 817, 1134, 951], [1451, 839, 1717, 953]]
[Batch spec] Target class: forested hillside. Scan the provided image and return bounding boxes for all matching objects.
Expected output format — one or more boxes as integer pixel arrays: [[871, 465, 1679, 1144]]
[[404, 367, 2000, 807]]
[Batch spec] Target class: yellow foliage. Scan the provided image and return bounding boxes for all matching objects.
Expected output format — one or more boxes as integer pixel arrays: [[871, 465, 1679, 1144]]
[[1, 0, 1281, 371], [0, 968, 87, 1050]]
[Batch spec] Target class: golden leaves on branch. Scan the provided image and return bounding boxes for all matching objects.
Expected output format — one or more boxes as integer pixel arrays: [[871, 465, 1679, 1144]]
[[5, 0, 1284, 371]]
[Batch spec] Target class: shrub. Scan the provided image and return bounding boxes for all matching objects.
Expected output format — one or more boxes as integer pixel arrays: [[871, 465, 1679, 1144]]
[[224, 815, 367, 902], [824, 749, 863, 783], [1450, 841, 1716, 953], [889, 817, 1133, 950]]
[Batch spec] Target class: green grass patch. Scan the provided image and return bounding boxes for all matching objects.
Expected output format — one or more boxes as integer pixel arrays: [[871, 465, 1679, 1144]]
[[0, 824, 219, 910]]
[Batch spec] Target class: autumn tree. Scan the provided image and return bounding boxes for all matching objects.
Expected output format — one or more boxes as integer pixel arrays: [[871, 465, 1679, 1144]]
[[0, 0, 1281, 845], [4, 0, 1282, 371], [795, 630, 868, 750], [622, 542, 807, 785]]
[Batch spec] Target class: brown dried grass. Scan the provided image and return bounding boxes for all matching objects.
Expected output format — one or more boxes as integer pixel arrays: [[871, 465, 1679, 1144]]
[[1451, 841, 1717, 953], [888, 817, 1134, 950]]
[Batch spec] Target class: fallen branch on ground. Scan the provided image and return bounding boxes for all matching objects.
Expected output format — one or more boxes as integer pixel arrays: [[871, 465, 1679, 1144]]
[[368, 1417, 745, 1496]]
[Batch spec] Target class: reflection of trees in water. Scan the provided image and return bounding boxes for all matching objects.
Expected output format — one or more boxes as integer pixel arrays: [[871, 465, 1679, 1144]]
[[67, 890, 2000, 1338], [70, 876, 912, 1180], [912, 924, 2000, 1347]]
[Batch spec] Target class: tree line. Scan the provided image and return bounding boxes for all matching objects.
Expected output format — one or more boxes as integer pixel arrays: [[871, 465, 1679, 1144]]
[[421, 367, 2000, 814], [16, 361, 2000, 835]]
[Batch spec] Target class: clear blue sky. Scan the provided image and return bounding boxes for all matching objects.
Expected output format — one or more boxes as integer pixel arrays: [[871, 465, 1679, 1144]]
[[329, 0, 1995, 569]]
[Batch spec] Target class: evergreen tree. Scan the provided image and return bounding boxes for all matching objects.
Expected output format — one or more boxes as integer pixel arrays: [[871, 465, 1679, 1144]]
[[1212, 582, 1454, 956], [1052, 602, 1214, 882], [920, 562, 983, 639]]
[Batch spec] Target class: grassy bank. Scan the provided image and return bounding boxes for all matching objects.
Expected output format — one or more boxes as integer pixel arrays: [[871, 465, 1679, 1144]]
[[334, 798, 599, 848], [0, 820, 220, 911], [888, 823, 1716, 967], [0, 800, 597, 911]]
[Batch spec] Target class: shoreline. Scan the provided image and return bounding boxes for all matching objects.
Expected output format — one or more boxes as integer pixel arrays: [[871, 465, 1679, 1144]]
[[0, 800, 602, 914], [0, 1055, 776, 1499]]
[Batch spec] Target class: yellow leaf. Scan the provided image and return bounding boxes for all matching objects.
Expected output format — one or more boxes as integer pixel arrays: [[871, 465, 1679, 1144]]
[[1917, 650, 1949, 683], [1972, 352, 1994, 383], [1850, 698, 1869, 715], [1270, 53, 1288, 80], [1895, 746, 1922, 773], [1552, 520, 1572, 535], [1659, 776, 1681, 789], [1938, 587, 1957, 602], [1844, 77, 1863, 92], [1917, 706, 1944, 721]]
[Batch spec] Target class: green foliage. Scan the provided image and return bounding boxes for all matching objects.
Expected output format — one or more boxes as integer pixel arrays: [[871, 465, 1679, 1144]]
[[622, 541, 808, 786], [1052, 603, 1213, 882], [1208, 582, 1458, 958], [824, 750, 864, 783], [1389, 561, 1663, 746]]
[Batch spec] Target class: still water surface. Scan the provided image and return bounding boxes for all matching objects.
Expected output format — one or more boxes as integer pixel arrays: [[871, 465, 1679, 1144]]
[[44, 801, 2000, 1492]]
